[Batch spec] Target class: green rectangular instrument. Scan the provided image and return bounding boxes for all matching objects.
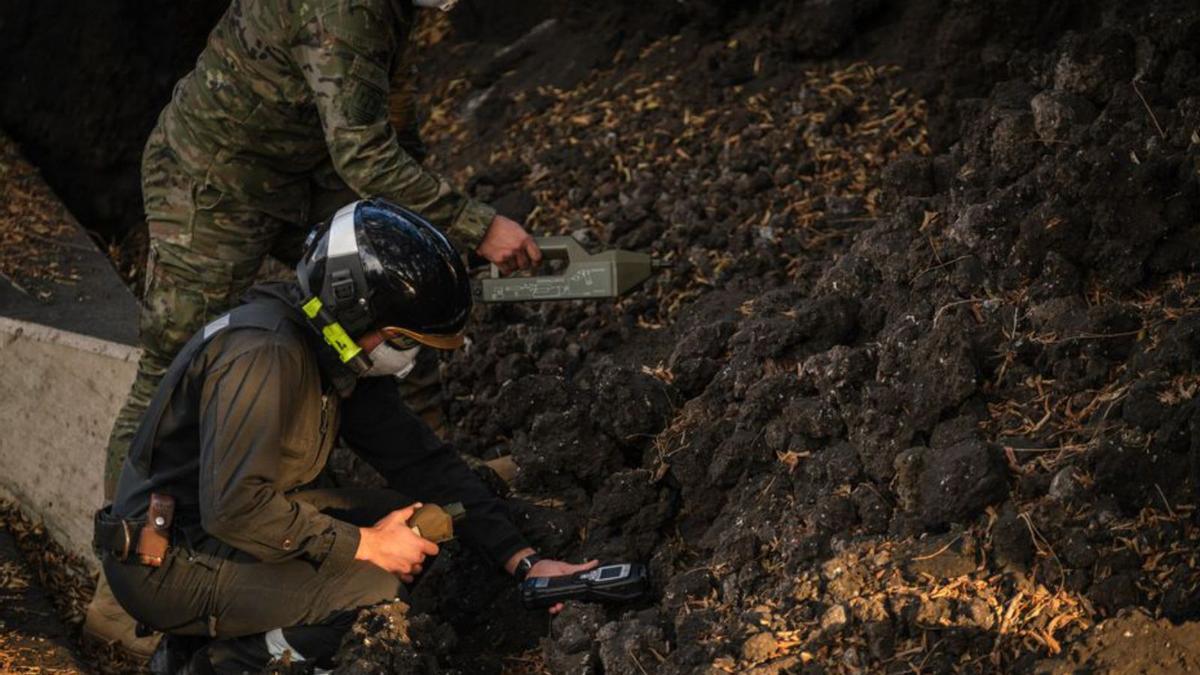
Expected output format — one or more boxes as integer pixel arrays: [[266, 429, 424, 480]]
[[477, 236, 663, 303]]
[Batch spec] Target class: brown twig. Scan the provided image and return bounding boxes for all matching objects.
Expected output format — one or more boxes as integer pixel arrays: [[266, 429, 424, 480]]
[[912, 533, 964, 562], [1131, 80, 1167, 140]]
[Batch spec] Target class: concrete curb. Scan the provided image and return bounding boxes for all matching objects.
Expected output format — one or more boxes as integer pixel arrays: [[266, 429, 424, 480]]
[[0, 317, 140, 567]]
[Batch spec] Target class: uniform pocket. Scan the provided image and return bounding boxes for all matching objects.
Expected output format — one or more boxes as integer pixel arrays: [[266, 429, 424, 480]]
[[192, 180, 228, 213], [139, 242, 238, 356]]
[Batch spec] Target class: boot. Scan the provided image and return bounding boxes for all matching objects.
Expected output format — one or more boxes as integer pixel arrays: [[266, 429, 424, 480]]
[[149, 634, 212, 675], [82, 576, 161, 660]]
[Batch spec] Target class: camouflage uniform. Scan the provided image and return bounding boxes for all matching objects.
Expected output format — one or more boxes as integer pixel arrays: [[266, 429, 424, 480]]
[[104, 0, 494, 494]]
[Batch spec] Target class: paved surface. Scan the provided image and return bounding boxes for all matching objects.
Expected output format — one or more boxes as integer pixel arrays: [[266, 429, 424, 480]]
[[0, 130, 138, 346]]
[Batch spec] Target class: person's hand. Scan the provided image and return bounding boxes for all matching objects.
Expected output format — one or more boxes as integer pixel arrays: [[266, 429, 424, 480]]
[[529, 558, 600, 615], [355, 503, 440, 583], [476, 214, 542, 275]]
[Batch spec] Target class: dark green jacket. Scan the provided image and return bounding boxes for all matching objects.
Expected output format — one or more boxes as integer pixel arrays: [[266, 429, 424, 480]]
[[111, 283, 529, 569], [159, 0, 494, 250]]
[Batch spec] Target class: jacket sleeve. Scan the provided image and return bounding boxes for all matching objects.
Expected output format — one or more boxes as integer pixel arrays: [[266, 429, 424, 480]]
[[290, 1, 494, 251], [197, 335, 360, 568], [339, 376, 531, 569]]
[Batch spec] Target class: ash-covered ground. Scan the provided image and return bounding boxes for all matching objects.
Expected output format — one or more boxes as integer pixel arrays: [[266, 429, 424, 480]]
[[5, 0, 1200, 673], [330, 1, 1200, 673]]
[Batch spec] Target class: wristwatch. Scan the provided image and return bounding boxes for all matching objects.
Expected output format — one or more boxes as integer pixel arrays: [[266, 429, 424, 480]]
[[514, 553, 544, 582]]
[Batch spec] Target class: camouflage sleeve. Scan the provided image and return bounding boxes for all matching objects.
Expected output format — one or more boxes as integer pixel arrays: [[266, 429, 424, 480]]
[[291, 2, 494, 252], [389, 56, 429, 163]]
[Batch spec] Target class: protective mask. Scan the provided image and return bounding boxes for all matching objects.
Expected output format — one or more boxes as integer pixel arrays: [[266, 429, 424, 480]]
[[363, 342, 421, 378], [413, 0, 458, 11]]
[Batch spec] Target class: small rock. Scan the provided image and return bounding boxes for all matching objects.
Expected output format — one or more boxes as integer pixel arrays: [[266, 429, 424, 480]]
[[820, 604, 849, 633], [1048, 466, 1084, 501], [895, 440, 1008, 529], [991, 504, 1035, 570], [741, 632, 779, 663], [1030, 91, 1096, 142]]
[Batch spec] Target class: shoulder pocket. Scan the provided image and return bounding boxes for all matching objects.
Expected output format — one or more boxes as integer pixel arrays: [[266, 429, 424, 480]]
[[344, 56, 389, 125]]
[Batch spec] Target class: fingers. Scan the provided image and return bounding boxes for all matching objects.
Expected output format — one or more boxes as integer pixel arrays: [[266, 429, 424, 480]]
[[512, 248, 531, 271], [379, 503, 422, 527], [524, 238, 543, 266], [566, 559, 600, 574], [419, 538, 440, 557], [549, 602, 564, 615], [395, 558, 426, 581], [476, 214, 539, 275]]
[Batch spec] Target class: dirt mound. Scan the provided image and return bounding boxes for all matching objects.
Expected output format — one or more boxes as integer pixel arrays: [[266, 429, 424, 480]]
[[339, 0, 1200, 671], [1036, 609, 1200, 674], [6, 0, 1200, 671]]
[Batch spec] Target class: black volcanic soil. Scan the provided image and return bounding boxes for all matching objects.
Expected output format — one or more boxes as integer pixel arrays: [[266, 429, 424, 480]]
[[342, 1, 1200, 673], [6, 0, 1200, 673]]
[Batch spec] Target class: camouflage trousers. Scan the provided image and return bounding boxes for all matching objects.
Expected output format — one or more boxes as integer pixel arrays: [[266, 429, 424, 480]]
[[103, 129, 445, 497]]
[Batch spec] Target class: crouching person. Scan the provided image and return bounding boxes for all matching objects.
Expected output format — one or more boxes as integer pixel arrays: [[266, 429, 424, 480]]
[[93, 199, 592, 674]]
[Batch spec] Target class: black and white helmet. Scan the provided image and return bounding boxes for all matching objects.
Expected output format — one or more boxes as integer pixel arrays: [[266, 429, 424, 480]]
[[296, 199, 471, 369]]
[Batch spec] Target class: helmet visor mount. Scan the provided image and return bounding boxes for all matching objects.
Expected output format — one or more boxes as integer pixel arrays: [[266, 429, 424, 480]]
[[297, 203, 375, 374], [321, 204, 374, 336], [380, 325, 465, 350]]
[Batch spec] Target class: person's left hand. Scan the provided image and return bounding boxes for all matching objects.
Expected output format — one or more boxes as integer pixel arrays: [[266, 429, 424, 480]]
[[528, 558, 599, 615]]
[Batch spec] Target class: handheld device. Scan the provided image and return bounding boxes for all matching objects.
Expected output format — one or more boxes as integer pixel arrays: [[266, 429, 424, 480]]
[[520, 562, 650, 609], [477, 237, 668, 303]]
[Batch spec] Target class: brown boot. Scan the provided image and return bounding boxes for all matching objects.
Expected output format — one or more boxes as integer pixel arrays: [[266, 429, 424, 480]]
[[83, 575, 161, 660]]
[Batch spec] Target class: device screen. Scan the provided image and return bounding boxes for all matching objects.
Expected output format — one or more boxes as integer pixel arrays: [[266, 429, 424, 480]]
[[598, 566, 626, 580]]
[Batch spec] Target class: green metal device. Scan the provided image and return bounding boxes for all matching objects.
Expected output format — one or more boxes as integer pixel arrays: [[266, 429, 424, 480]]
[[478, 236, 663, 303]]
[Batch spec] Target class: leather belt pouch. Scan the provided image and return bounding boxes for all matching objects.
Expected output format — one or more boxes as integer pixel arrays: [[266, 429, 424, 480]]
[[136, 493, 175, 567]]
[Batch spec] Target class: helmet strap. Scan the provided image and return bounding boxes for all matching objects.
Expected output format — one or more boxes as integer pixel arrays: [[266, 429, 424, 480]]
[[300, 296, 371, 375]]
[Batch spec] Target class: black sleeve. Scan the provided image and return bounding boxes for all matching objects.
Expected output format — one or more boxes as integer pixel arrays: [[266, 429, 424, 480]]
[[339, 376, 530, 568]]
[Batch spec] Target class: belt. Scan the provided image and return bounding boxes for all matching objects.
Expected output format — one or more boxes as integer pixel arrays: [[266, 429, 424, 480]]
[[93, 496, 175, 567], [93, 506, 148, 562]]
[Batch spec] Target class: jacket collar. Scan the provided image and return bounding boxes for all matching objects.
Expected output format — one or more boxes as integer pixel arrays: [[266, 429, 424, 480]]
[[245, 282, 360, 397]]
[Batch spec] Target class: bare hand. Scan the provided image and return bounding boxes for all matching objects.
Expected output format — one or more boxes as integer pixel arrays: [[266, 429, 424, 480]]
[[529, 559, 600, 615], [476, 214, 541, 275], [355, 503, 440, 583]]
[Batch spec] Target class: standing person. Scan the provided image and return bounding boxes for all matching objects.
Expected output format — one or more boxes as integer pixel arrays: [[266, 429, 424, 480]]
[[94, 200, 586, 673], [86, 0, 542, 655]]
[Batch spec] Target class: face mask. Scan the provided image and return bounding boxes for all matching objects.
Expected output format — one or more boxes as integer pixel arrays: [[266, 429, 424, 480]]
[[413, 0, 458, 10], [363, 342, 421, 378]]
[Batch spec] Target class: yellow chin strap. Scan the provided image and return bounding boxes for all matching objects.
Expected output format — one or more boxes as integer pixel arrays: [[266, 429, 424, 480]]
[[301, 296, 364, 365]]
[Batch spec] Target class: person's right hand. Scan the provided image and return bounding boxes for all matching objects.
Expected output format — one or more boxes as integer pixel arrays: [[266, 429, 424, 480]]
[[355, 503, 440, 583], [476, 214, 542, 275]]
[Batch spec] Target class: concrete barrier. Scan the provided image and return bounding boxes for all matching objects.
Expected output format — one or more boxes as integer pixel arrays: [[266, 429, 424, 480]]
[[1, 130, 141, 566], [0, 317, 139, 565]]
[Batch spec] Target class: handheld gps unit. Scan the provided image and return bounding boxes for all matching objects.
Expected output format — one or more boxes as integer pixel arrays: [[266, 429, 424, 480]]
[[520, 562, 650, 609]]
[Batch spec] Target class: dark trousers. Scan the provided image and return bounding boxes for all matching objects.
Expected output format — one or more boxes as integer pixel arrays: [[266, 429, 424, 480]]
[[103, 489, 410, 673]]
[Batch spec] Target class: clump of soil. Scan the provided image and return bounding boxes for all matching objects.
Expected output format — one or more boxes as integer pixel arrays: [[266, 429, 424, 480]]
[[341, 0, 1200, 672]]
